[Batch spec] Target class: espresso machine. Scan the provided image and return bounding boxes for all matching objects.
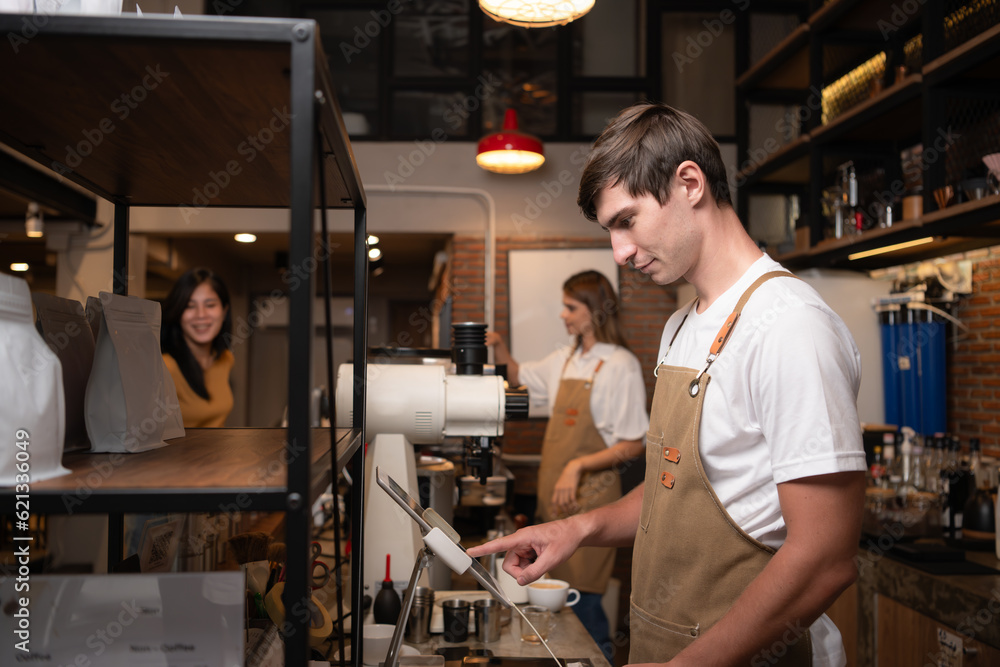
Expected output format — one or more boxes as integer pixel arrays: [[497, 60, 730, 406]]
[[335, 323, 528, 603]]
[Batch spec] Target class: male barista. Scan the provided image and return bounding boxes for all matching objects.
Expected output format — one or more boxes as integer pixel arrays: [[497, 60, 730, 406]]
[[468, 103, 866, 666]]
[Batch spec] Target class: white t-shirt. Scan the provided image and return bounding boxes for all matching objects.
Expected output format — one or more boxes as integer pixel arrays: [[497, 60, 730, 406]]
[[656, 255, 866, 667], [519, 341, 649, 447]]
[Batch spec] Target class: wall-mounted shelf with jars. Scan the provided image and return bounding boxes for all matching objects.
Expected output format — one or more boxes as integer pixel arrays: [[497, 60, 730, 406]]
[[737, 0, 1000, 271]]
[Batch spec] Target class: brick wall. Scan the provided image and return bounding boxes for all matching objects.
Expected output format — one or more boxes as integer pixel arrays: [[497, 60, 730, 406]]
[[949, 251, 1000, 459]]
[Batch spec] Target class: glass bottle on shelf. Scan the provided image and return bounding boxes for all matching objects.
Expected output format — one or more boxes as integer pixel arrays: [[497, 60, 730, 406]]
[[944, 435, 969, 538], [869, 444, 886, 487], [841, 161, 862, 237], [885, 431, 902, 492], [895, 427, 922, 501]]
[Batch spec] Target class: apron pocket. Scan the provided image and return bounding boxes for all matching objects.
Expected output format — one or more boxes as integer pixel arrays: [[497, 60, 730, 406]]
[[639, 433, 664, 532], [628, 599, 698, 663]]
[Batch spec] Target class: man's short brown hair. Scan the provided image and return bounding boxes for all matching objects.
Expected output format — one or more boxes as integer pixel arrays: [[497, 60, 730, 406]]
[[578, 102, 733, 222]]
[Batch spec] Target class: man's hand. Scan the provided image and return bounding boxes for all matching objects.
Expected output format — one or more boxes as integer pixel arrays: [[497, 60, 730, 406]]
[[466, 519, 585, 585]]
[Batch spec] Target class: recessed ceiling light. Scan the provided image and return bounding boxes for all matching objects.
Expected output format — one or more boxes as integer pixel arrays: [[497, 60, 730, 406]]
[[367, 234, 380, 245], [234, 233, 257, 243], [368, 247, 382, 260], [10, 263, 29, 272]]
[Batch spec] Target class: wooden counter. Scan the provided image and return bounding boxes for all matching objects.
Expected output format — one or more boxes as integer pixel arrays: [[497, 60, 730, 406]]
[[828, 546, 1000, 665], [407, 602, 612, 667]]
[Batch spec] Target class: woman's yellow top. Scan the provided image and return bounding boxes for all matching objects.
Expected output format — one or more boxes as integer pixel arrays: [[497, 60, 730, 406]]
[[162, 349, 234, 427]]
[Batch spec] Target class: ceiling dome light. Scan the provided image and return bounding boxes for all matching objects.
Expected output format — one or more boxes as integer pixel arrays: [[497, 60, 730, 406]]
[[10, 262, 29, 272], [479, 0, 595, 27], [367, 234, 380, 245], [477, 108, 545, 174], [234, 233, 257, 243], [368, 247, 383, 261]]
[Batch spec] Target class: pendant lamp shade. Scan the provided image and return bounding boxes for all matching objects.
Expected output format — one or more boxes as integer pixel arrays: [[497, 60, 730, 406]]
[[479, 0, 595, 28], [477, 108, 545, 174]]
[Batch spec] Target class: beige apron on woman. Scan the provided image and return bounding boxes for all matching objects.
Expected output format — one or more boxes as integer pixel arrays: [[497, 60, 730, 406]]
[[629, 272, 812, 665], [537, 358, 620, 595]]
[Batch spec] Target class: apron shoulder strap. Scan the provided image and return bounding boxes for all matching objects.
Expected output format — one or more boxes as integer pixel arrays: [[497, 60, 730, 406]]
[[709, 271, 798, 357]]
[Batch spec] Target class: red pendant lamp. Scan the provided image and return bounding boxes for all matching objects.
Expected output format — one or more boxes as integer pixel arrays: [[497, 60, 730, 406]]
[[476, 108, 545, 174]]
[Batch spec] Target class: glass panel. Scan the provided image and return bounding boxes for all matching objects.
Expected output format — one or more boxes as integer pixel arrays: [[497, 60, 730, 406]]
[[394, 0, 470, 77], [572, 0, 640, 76], [661, 12, 736, 136], [481, 18, 558, 136], [573, 92, 642, 136], [308, 9, 380, 136], [391, 91, 473, 137]]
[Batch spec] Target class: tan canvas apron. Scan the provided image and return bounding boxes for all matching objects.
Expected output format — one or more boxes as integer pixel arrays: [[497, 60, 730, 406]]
[[537, 357, 620, 594], [629, 272, 812, 665]]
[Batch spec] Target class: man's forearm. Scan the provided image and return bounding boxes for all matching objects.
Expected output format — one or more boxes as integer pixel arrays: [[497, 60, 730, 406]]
[[573, 483, 643, 548]]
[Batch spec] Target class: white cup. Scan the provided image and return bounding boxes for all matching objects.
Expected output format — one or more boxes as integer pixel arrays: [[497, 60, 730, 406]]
[[526, 579, 581, 612], [362, 624, 395, 666], [495, 565, 529, 604]]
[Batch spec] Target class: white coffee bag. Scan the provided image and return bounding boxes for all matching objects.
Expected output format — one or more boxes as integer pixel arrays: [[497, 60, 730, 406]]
[[85, 292, 184, 452], [0, 274, 69, 485]]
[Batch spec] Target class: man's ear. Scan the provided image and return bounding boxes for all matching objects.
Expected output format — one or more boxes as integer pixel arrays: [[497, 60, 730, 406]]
[[675, 160, 707, 207]]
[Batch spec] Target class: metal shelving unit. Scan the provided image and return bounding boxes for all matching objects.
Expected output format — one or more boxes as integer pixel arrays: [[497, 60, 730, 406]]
[[0, 13, 368, 666]]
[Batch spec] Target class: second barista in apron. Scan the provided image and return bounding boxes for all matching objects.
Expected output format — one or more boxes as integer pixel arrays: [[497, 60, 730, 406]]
[[487, 270, 649, 658]]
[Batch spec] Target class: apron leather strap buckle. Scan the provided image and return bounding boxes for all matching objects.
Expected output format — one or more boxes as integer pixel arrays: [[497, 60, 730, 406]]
[[662, 446, 681, 464], [660, 471, 675, 489]]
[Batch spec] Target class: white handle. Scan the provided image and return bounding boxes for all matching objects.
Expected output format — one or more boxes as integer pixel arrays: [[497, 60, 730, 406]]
[[565, 588, 581, 607], [422, 527, 472, 574]]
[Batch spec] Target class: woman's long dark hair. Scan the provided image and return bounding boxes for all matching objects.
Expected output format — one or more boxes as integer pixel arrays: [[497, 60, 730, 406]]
[[563, 270, 630, 352], [161, 268, 232, 400]]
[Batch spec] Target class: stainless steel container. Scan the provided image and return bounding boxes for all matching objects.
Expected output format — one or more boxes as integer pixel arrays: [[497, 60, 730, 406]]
[[404, 586, 434, 643], [473, 598, 502, 642]]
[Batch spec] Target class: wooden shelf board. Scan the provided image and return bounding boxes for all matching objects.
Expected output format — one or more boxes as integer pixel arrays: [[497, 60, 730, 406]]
[[809, 219, 924, 256], [4, 428, 354, 514], [811, 74, 923, 144], [810, 0, 922, 34], [923, 22, 1000, 85], [736, 135, 811, 185], [787, 196, 1000, 270], [922, 192, 1000, 230], [737, 23, 810, 92], [0, 15, 364, 209]]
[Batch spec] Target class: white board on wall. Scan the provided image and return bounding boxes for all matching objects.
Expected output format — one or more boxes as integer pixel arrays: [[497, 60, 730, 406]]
[[507, 248, 619, 365]]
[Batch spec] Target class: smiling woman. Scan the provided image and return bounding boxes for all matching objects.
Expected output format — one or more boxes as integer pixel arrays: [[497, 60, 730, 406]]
[[160, 267, 235, 427]]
